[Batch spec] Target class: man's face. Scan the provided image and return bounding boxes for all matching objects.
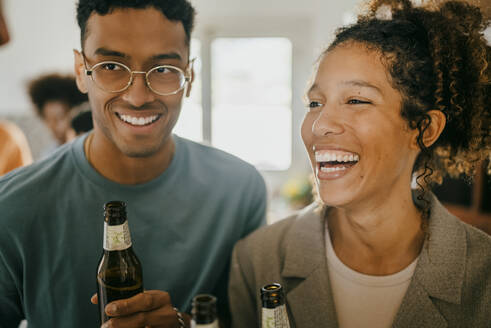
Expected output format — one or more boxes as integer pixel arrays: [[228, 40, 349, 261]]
[[74, 7, 191, 158]]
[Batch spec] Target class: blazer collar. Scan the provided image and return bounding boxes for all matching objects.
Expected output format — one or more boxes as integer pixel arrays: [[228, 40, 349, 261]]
[[281, 204, 339, 327], [281, 195, 466, 302], [393, 193, 465, 328], [279, 194, 466, 327], [411, 193, 466, 304], [281, 203, 327, 279]]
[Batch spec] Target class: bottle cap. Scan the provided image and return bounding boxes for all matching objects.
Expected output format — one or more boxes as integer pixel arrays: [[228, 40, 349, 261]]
[[261, 283, 285, 308], [192, 294, 217, 324], [104, 201, 127, 216]]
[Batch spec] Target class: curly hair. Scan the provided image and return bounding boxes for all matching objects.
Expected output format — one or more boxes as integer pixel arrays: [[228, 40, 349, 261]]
[[76, 0, 196, 48], [325, 0, 489, 209], [27, 74, 88, 117]]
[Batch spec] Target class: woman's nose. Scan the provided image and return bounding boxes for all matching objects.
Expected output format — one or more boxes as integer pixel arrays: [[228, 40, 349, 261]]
[[312, 106, 344, 136]]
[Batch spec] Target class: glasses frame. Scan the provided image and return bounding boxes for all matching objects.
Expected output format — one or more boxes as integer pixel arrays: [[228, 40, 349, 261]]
[[82, 53, 195, 96]]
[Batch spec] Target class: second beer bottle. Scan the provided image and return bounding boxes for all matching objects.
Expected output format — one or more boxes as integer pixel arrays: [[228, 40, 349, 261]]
[[96, 201, 144, 324], [191, 294, 219, 327]]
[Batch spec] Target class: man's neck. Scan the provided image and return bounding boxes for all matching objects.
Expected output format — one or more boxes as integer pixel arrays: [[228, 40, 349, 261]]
[[84, 132, 175, 185]]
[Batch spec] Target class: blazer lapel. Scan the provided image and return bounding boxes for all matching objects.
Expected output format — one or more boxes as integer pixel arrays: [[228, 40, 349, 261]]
[[393, 194, 466, 328], [280, 205, 339, 328], [393, 281, 447, 328], [285, 267, 339, 328], [278, 195, 465, 328]]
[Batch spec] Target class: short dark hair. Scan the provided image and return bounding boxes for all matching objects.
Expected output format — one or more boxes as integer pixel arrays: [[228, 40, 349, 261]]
[[76, 0, 196, 48], [71, 109, 93, 134], [28, 74, 88, 117]]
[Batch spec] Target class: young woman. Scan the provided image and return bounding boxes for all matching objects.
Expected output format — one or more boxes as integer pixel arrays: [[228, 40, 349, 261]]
[[228, 0, 490, 327]]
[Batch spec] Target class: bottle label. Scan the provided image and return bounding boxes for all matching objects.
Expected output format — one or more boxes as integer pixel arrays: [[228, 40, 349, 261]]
[[191, 320, 219, 328], [262, 305, 290, 328], [103, 221, 132, 251]]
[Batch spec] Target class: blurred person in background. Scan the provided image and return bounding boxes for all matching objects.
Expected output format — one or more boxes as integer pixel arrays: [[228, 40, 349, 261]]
[[0, 0, 33, 175], [27, 73, 88, 147], [229, 0, 491, 327], [0, 120, 33, 175], [66, 101, 93, 140]]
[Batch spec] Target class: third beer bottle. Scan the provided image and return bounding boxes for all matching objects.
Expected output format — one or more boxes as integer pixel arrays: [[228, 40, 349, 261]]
[[261, 283, 291, 328], [96, 201, 143, 324]]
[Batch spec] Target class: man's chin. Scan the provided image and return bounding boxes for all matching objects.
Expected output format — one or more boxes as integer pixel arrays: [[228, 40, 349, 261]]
[[123, 148, 161, 158], [115, 142, 164, 158], [114, 133, 173, 158]]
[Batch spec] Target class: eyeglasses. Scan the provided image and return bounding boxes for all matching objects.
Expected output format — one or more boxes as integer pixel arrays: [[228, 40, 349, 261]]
[[82, 54, 194, 96]]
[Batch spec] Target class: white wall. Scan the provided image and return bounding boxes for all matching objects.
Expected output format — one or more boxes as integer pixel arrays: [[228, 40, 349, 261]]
[[0, 0, 488, 115], [0, 0, 80, 115], [188, 0, 359, 190], [0, 0, 358, 114]]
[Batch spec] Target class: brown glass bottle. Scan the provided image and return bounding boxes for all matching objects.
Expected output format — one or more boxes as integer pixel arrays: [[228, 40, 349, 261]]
[[96, 201, 143, 324], [261, 283, 291, 328], [191, 294, 219, 328]]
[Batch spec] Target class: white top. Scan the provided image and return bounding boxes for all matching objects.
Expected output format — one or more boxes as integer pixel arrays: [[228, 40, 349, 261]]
[[325, 223, 419, 328]]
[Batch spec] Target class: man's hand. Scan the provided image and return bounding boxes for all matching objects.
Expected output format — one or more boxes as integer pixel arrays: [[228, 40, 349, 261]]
[[91, 290, 190, 328]]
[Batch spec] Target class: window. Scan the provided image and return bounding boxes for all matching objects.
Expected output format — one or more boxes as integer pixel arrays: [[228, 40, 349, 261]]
[[173, 39, 203, 143], [176, 37, 293, 170]]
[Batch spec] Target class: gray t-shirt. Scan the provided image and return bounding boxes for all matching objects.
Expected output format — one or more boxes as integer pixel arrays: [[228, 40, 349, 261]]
[[0, 134, 267, 328]]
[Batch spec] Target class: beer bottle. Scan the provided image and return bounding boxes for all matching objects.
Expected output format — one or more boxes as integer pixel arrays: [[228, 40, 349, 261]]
[[96, 201, 143, 324], [261, 283, 291, 328], [191, 294, 219, 328]]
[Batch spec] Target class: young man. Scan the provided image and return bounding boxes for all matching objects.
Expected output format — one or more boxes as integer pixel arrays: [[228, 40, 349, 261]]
[[0, 1, 267, 327]]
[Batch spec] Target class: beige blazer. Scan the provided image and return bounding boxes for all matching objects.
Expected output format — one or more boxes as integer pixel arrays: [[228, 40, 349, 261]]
[[229, 194, 491, 327]]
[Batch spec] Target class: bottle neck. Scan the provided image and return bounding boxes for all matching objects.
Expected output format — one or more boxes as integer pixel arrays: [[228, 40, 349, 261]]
[[103, 220, 132, 251], [262, 304, 290, 328]]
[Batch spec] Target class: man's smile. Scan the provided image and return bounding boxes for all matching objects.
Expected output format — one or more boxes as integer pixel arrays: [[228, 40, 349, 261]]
[[115, 112, 162, 126]]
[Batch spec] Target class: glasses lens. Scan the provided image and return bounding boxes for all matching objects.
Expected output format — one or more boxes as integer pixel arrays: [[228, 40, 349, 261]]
[[91, 62, 131, 92], [147, 66, 185, 95]]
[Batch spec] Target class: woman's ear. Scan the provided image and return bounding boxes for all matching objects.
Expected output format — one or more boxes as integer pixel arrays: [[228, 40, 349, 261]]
[[411, 110, 446, 149], [73, 49, 88, 94]]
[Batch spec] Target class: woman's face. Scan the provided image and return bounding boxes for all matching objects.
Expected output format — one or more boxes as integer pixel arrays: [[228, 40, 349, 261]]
[[302, 42, 419, 208]]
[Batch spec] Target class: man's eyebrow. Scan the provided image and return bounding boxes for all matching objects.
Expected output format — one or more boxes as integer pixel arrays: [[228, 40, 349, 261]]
[[92, 48, 182, 62], [93, 48, 128, 59], [150, 52, 182, 61], [342, 80, 383, 95]]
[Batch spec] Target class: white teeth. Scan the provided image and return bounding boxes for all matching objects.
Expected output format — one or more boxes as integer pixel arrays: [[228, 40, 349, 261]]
[[119, 114, 159, 126], [315, 151, 360, 163], [320, 166, 347, 173]]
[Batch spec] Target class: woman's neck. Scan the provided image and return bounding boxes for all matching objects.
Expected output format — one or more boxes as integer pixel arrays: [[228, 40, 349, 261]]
[[327, 189, 425, 275]]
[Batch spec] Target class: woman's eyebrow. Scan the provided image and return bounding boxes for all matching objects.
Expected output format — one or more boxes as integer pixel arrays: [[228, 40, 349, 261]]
[[341, 80, 383, 96]]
